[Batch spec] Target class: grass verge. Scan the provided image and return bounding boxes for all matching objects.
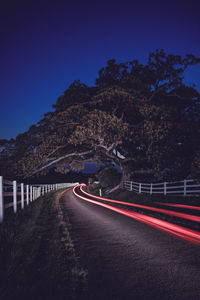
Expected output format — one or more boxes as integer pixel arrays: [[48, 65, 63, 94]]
[[0, 190, 87, 300]]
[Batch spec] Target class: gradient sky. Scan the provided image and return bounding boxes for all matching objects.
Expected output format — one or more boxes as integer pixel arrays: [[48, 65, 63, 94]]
[[0, 0, 200, 140]]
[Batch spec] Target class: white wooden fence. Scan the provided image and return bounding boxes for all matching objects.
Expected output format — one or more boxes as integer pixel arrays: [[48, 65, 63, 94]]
[[0, 175, 78, 223], [123, 179, 200, 196]]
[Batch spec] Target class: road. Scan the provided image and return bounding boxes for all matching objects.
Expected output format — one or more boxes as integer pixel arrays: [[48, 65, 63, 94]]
[[61, 188, 200, 300]]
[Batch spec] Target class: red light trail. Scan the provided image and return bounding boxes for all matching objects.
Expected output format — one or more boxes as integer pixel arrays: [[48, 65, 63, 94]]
[[72, 184, 200, 245], [79, 185, 200, 223], [159, 202, 200, 211]]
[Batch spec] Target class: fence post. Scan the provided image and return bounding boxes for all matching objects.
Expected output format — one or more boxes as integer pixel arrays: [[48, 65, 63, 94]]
[[164, 182, 167, 195], [30, 186, 32, 202], [184, 180, 187, 196], [21, 183, 24, 209], [131, 181, 133, 191], [13, 180, 17, 213], [139, 183, 142, 194], [99, 188, 102, 197], [0, 176, 3, 223], [150, 183, 152, 195], [26, 185, 29, 205]]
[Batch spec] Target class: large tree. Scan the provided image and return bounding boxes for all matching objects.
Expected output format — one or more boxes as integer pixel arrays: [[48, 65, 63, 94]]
[[0, 50, 200, 186]]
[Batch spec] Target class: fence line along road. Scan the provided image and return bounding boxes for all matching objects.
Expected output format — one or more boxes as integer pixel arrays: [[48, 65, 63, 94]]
[[0, 175, 78, 223], [123, 179, 200, 196]]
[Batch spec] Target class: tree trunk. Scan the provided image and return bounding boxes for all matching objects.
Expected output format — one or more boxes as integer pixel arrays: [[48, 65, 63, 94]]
[[105, 162, 130, 194], [119, 163, 131, 188]]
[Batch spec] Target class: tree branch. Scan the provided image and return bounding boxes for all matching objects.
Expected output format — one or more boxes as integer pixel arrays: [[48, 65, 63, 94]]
[[46, 145, 67, 159], [148, 82, 171, 101], [30, 150, 93, 176]]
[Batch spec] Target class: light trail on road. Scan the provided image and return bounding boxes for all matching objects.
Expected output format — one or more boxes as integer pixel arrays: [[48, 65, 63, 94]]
[[159, 202, 200, 211], [73, 184, 200, 245], [79, 184, 200, 223]]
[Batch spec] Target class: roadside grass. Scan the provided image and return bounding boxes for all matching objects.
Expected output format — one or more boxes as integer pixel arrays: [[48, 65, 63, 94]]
[[0, 190, 87, 300]]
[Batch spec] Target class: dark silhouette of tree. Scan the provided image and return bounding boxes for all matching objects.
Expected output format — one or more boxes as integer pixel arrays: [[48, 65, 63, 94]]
[[0, 50, 200, 187]]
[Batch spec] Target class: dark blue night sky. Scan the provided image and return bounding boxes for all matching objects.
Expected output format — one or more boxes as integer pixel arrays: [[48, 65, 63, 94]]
[[0, 0, 200, 139]]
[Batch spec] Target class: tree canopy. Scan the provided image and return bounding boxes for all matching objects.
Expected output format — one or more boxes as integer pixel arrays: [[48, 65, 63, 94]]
[[1, 49, 200, 185]]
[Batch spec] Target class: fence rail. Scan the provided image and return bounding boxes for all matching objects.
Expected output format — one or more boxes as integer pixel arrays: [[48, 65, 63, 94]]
[[123, 179, 200, 197], [0, 175, 78, 223]]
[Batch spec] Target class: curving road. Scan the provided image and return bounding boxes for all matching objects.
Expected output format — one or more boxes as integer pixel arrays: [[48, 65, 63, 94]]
[[61, 188, 200, 300]]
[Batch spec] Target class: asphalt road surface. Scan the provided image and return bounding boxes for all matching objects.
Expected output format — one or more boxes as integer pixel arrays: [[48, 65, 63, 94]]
[[61, 189, 200, 300]]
